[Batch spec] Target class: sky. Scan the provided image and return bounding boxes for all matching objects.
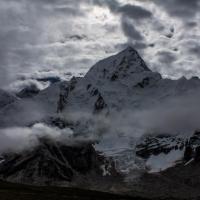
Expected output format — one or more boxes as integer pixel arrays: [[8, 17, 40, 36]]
[[1, 0, 200, 90]]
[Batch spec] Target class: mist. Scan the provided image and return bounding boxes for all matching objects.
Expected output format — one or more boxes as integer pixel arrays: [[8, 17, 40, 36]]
[[0, 123, 73, 154], [0, 90, 200, 154]]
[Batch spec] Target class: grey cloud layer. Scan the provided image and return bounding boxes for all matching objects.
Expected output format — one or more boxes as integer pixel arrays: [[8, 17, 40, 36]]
[[0, 0, 200, 90], [154, 0, 200, 18], [93, 0, 152, 41]]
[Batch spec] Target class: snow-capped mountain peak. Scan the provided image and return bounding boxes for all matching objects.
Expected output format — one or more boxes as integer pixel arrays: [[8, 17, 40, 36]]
[[85, 46, 154, 83], [59, 47, 163, 115]]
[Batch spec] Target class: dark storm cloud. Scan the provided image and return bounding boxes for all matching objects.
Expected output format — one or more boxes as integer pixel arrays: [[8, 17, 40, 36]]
[[92, 0, 153, 41], [93, 0, 152, 19], [119, 4, 152, 20], [121, 17, 144, 41], [154, 0, 200, 19]]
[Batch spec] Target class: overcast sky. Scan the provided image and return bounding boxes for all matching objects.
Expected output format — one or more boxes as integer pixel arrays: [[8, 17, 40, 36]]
[[1, 0, 200, 90]]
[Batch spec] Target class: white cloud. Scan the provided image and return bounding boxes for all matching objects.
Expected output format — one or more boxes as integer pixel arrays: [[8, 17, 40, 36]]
[[0, 123, 73, 154]]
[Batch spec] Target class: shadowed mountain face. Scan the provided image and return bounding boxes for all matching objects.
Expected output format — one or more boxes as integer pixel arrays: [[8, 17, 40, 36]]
[[0, 139, 120, 189]]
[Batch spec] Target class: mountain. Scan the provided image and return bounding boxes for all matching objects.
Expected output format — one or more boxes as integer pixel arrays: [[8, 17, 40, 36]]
[[1, 47, 200, 198], [59, 47, 200, 114], [1, 47, 200, 126]]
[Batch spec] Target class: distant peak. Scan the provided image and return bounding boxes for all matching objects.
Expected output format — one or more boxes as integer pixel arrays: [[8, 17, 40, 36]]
[[85, 46, 152, 81]]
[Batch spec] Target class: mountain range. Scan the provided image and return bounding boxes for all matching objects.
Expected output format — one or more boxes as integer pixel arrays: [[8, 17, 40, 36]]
[[1, 47, 200, 199]]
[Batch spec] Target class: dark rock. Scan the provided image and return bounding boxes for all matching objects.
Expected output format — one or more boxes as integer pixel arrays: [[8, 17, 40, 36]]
[[94, 94, 108, 114], [91, 88, 99, 96], [36, 76, 61, 84], [111, 73, 118, 81], [87, 84, 92, 90], [194, 146, 200, 162], [0, 139, 118, 186], [57, 79, 75, 113], [135, 77, 150, 88], [136, 135, 184, 159], [184, 143, 193, 162]]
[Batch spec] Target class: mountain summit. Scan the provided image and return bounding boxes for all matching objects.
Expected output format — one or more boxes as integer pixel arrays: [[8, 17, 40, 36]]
[[60, 47, 162, 114], [85, 46, 153, 83]]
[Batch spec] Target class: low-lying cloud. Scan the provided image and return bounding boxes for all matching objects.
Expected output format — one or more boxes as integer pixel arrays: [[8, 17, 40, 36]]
[[1, 86, 200, 154], [63, 91, 200, 146], [0, 123, 73, 154]]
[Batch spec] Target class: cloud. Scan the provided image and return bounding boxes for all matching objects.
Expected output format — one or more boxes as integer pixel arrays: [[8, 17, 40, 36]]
[[93, 0, 152, 42], [134, 93, 200, 135], [0, 123, 73, 154], [93, 0, 152, 20], [63, 89, 200, 142], [0, 0, 91, 89], [154, 0, 200, 19], [92, 0, 119, 11], [157, 50, 177, 65], [9, 79, 49, 94], [1, 86, 200, 157], [0, 0, 200, 90], [118, 4, 152, 20], [121, 17, 144, 41]]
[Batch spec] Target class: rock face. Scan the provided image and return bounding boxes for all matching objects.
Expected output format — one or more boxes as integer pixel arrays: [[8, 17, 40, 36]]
[[136, 134, 185, 159], [184, 131, 200, 162], [0, 139, 118, 187], [135, 131, 200, 167], [57, 77, 79, 113]]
